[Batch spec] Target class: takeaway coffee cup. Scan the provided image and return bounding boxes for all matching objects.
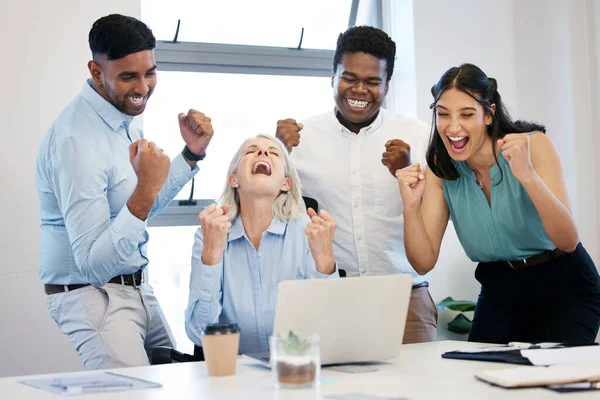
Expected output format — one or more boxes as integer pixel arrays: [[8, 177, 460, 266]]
[[200, 323, 240, 376]]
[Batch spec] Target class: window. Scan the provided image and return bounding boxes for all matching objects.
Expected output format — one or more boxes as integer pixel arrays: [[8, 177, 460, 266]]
[[144, 71, 333, 201], [144, 72, 333, 353], [142, 0, 382, 353], [143, 0, 353, 50]]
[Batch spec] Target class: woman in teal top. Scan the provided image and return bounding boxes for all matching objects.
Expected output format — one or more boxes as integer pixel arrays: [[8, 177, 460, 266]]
[[397, 63, 600, 344]]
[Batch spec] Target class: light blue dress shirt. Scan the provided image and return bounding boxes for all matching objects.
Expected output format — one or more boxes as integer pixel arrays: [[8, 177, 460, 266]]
[[441, 148, 555, 262], [185, 214, 339, 355], [37, 80, 198, 286]]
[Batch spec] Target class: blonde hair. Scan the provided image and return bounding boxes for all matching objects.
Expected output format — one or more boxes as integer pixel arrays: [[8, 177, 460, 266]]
[[218, 134, 305, 221]]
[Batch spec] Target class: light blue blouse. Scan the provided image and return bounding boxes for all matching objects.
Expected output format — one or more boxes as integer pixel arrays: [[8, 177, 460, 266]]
[[185, 214, 339, 354]]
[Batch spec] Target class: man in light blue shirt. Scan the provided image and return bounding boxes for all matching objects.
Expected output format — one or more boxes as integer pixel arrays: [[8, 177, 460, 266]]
[[185, 135, 338, 355], [37, 14, 215, 369]]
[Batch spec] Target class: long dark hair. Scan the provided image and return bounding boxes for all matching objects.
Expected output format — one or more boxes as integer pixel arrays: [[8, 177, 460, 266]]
[[426, 63, 546, 180]]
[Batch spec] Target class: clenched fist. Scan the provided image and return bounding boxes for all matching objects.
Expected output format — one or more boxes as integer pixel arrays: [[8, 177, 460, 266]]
[[382, 139, 411, 177], [129, 139, 171, 194], [305, 208, 336, 275], [276, 118, 303, 153], [179, 109, 214, 156], [396, 163, 427, 210], [498, 134, 534, 182], [198, 203, 232, 266]]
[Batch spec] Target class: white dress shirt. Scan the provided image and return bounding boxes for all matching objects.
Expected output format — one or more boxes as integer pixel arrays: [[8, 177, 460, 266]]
[[291, 108, 431, 284]]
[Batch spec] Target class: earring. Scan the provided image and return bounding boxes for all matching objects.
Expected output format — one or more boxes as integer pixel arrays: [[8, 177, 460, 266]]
[[234, 184, 239, 188]]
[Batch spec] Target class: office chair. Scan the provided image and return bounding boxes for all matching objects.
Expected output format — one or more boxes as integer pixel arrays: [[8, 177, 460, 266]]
[[148, 196, 345, 364], [149, 343, 204, 364]]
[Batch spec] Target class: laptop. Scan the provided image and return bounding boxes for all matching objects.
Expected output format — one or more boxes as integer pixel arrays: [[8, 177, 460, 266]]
[[244, 274, 413, 366]]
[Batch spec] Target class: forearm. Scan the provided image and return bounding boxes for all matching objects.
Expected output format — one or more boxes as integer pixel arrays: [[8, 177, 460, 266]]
[[149, 153, 198, 217], [313, 252, 336, 275], [127, 185, 158, 221], [73, 206, 147, 286], [185, 255, 223, 345], [185, 297, 221, 346], [306, 252, 339, 279], [520, 173, 579, 252], [403, 205, 438, 274]]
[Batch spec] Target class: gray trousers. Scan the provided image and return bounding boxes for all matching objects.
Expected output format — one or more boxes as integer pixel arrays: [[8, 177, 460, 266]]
[[46, 283, 174, 369]]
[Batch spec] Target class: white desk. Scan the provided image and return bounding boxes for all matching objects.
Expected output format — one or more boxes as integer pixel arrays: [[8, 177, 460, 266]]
[[1, 340, 597, 399]]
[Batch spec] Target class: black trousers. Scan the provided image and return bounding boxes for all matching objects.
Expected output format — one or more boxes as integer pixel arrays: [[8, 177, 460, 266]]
[[468, 243, 600, 344]]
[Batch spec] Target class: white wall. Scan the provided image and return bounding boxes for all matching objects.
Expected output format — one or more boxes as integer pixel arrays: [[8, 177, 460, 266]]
[[513, 0, 600, 264], [1, 0, 598, 377], [388, 0, 519, 337], [389, 0, 600, 339], [0, 0, 140, 377]]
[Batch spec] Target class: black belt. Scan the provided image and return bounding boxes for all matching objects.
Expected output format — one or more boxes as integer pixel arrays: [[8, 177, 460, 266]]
[[412, 281, 429, 289], [44, 270, 143, 295], [505, 249, 566, 269]]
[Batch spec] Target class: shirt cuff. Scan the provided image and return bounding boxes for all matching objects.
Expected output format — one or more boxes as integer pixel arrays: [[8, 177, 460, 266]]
[[113, 204, 147, 241], [315, 264, 340, 279], [193, 264, 222, 302], [171, 152, 199, 184]]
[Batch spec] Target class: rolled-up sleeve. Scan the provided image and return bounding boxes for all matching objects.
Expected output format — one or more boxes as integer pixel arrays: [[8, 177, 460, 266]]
[[305, 248, 340, 280], [185, 227, 224, 346]]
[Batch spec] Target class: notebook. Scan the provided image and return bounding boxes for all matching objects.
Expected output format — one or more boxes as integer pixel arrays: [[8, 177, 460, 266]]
[[442, 342, 598, 365], [475, 363, 600, 388]]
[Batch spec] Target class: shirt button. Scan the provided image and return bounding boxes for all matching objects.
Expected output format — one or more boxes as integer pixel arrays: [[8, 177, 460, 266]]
[[258, 253, 263, 257], [360, 269, 367, 274], [357, 236, 363, 241], [353, 202, 359, 209], [353, 170, 358, 175]]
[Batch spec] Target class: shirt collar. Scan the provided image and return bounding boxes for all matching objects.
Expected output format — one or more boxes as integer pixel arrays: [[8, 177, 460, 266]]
[[80, 79, 133, 132], [228, 215, 288, 242], [331, 107, 384, 137]]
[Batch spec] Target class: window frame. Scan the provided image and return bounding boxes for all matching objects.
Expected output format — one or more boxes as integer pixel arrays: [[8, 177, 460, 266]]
[[147, 0, 382, 227]]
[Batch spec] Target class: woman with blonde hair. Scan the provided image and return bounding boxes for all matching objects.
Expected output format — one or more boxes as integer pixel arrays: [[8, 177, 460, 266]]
[[185, 134, 338, 354]]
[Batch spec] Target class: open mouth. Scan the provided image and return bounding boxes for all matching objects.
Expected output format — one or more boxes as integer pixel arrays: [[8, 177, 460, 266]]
[[346, 98, 370, 111], [251, 161, 272, 176], [448, 135, 469, 154], [127, 94, 146, 108]]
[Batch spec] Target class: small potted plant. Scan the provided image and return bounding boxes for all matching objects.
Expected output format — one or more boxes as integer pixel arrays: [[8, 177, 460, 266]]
[[436, 296, 477, 334], [271, 331, 320, 388]]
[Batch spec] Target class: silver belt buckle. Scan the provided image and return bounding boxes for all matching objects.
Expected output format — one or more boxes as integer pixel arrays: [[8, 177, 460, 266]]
[[507, 258, 527, 269]]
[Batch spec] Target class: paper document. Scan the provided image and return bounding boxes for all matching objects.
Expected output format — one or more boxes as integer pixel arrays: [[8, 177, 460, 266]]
[[521, 346, 600, 366], [453, 343, 562, 354], [18, 372, 161, 396], [475, 363, 600, 388]]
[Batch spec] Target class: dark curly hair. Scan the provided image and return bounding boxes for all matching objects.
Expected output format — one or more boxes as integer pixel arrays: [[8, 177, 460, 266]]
[[89, 14, 155, 60], [427, 63, 546, 181], [333, 26, 396, 82]]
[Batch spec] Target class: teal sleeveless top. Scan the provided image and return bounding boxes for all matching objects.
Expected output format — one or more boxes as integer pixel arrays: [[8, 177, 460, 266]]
[[441, 153, 555, 262]]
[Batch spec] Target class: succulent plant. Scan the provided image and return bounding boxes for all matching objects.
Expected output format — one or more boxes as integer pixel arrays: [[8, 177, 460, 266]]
[[282, 331, 310, 356]]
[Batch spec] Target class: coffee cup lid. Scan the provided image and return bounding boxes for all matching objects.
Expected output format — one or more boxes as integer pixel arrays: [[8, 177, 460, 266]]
[[202, 323, 240, 335]]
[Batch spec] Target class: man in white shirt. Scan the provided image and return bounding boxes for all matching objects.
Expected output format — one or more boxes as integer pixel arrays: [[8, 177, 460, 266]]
[[276, 26, 436, 343]]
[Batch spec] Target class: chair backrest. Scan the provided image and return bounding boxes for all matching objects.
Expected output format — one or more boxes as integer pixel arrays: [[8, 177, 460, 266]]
[[193, 345, 205, 361], [302, 196, 318, 213]]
